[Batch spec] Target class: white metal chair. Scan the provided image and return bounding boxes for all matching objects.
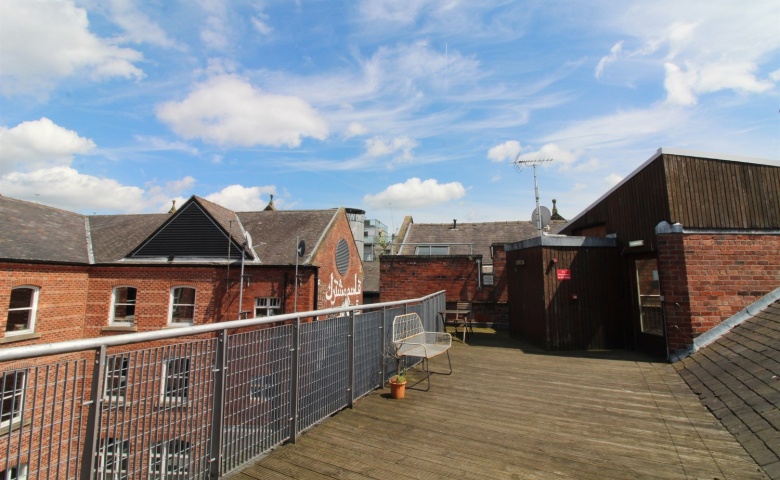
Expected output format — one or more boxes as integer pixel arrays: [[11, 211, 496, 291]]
[[391, 313, 452, 390]]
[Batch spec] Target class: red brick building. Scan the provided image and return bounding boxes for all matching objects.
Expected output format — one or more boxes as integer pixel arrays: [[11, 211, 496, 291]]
[[1, 195, 364, 348], [507, 148, 780, 358], [1, 194, 364, 477]]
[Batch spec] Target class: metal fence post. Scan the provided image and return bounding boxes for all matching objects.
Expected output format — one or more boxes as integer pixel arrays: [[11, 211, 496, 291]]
[[79, 346, 105, 480], [208, 329, 228, 479], [289, 317, 301, 443], [347, 312, 355, 408], [380, 306, 386, 387]]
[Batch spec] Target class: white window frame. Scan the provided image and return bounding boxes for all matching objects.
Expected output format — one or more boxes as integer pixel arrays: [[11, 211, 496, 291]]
[[109, 286, 137, 326], [414, 245, 450, 255], [168, 287, 195, 325], [96, 437, 129, 480], [150, 439, 190, 478], [103, 357, 129, 403], [254, 297, 281, 318], [5, 286, 39, 336], [1, 370, 26, 430], [1, 464, 28, 480], [161, 358, 190, 404]]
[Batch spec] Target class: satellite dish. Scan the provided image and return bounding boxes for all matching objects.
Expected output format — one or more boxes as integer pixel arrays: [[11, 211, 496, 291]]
[[531, 206, 552, 229], [297, 240, 306, 257]]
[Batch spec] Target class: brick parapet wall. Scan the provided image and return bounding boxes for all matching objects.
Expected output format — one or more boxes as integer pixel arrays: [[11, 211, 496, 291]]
[[658, 232, 780, 353]]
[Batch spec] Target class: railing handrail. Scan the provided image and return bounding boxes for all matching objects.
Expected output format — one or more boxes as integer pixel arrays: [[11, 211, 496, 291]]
[[0, 290, 446, 363]]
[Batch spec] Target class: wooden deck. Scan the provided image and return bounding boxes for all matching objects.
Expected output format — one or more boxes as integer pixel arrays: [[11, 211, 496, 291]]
[[230, 330, 767, 480]]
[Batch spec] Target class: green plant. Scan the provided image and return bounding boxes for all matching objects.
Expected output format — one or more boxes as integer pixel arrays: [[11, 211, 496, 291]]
[[393, 368, 407, 384]]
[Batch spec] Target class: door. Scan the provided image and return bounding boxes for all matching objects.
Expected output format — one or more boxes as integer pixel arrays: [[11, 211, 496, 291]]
[[633, 257, 666, 356]]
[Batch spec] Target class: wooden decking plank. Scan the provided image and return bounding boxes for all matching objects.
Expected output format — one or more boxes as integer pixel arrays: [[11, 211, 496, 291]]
[[237, 333, 765, 479]]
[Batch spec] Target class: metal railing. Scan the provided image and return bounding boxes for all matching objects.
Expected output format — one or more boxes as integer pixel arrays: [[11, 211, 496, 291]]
[[0, 291, 446, 479]]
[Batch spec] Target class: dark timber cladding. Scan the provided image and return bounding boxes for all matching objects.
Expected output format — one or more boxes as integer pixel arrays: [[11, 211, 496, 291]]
[[563, 151, 780, 244], [131, 201, 244, 258], [664, 154, 780, 228]]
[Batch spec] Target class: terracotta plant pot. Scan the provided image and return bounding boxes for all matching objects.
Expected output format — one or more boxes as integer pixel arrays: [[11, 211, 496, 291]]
[[389, 378, 407, 399]]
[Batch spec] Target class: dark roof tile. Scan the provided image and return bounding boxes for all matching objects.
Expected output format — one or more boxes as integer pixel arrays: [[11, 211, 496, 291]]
[[0, 196, 89, 263]]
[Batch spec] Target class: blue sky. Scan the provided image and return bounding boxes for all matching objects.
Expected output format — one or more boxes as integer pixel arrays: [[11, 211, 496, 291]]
[[1, 1, 778, 231]]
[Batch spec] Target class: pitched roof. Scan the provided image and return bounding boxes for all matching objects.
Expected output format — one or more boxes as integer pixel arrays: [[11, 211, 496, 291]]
[[0, 196, 89, 263], [675, 295, 780, 477], [237, 209, 340, 265], [88, 214, 168, 263], [398, 220, 539, 263]]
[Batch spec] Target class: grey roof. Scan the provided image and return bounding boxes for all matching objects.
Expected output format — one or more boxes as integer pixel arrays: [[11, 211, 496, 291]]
[[0, 196, 89, 263], [675, 297, 780, 478], [88, 214, 169, 263], [237, 209, 340, 265], [362, 260, 380, 292], [398, 221, 539, 264]]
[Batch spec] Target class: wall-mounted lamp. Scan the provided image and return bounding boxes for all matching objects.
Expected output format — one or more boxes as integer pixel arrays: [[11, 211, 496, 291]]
[[515, 259, 525, 266], [551, 257, 558, 263], [628, 240, 644, 247]]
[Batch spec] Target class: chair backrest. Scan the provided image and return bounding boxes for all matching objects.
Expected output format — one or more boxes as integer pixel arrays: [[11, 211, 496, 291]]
[[392, 313, 425, 343], [456, 301, 471, 311]]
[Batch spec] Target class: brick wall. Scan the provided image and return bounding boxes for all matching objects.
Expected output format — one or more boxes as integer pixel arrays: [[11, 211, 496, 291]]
[[0, 263, 90, 346], [311, 209, 365, 311], [379, 255, 478, 303], [658, 232, 780, 352]]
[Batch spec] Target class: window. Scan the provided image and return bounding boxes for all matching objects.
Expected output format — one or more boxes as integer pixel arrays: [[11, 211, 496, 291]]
[[250, 373, 281, 402], [5, 287, 39, 335], [96, 438, 129, 480], [414, 245, 449, 255], [162, 358, 190, 404], [150, 439, 189, 478], [104, 357, 129, 402], [169, 287, 195, 325], [254, 297, 280, 317], [109, 287, 136, 325], [1, 464, 28, 480], [1, 370, 26, 430]]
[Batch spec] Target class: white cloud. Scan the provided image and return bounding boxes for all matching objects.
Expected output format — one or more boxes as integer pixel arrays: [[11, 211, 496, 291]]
[[601, 3, 779, 106], [251, 15, 273, 36], [0, 118, 96, 171], [132, 135, 199, 155], [0, 0, 143, 96], [364, 177, 465, 209], [0, 166, 146, 213], [197, 0, 230, 50], [344, 122, 368, 139], [487, 140, 521, 163], [156, 74, 329, 147], [604, 173, 623, 186], [364, 136, 418, 162], [516, 143, 579, 168], [106, 0, 181, 48], [204, 185, 276, 211], [595, 41, 623, 79]]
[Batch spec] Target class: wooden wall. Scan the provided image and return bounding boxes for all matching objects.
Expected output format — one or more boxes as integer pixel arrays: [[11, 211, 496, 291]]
[[507, 244, 628, 350], [664, 155, 780, 229]]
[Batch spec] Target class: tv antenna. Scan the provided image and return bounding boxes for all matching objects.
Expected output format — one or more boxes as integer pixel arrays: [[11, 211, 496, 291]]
[[513, 156, 553, 232]]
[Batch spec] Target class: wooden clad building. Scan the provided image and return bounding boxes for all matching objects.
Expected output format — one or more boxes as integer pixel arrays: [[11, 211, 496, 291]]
[[507, 148, 780, 358]]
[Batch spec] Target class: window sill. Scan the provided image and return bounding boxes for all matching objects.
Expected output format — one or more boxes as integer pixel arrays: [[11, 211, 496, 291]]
[[159, 400, 189, 408], [164, 323, 193, 329], [102, 325, 138, 333], [0, 417, 32, 436], [1, 332, 42, 344]]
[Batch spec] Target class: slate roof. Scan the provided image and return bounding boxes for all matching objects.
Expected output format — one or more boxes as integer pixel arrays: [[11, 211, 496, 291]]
[[362, 260, 380, 292], [88, 214, 169, 263], [675, 297, 780, 479], [397, 220, 539, 264], [237, 209, 340, 265], [0, 196, 89, 263]]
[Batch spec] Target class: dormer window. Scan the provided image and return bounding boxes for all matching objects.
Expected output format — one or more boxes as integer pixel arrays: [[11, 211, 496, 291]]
[[415, 245, 450, 255]]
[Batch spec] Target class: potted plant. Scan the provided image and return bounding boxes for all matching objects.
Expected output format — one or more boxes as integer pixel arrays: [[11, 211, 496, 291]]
[[388, 368, 407, 399]]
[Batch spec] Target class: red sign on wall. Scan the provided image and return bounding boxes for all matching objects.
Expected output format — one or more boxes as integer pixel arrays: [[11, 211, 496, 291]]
[[557, 269, 571, 280]]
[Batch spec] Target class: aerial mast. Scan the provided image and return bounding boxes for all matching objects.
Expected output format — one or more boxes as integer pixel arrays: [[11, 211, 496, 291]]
[[513, 156, 553, 232]]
